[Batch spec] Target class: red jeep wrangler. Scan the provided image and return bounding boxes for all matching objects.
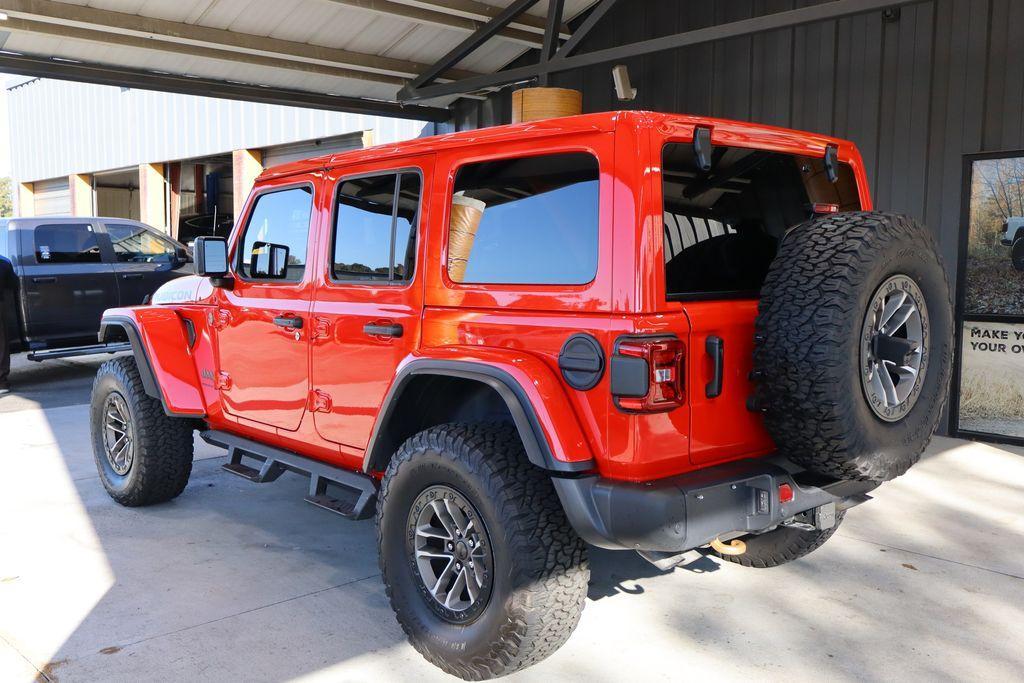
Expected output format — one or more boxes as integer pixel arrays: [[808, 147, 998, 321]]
[[90, 111, 951, 679]]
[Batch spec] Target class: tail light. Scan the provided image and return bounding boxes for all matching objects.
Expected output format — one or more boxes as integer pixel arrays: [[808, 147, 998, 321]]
[[612, 337, 685, 413]]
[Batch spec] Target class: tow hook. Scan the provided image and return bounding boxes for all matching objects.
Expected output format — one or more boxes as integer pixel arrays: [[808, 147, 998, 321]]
[[710, 537, 747, 556]]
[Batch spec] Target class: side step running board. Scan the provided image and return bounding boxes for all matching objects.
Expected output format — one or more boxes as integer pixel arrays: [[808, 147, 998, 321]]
[[200, 430, 378, 521], [27, 341, 132, 362]]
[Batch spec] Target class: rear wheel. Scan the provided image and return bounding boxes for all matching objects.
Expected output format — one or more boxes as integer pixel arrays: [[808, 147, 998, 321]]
[[377, 423, 589, 680], [714, 511, 845, 568], [1012, 237, 1024, 271], [90, 356, 194, 506]]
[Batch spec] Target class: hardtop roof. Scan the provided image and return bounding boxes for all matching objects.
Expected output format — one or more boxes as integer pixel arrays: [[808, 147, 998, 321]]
[[259, 110, 857, 181]]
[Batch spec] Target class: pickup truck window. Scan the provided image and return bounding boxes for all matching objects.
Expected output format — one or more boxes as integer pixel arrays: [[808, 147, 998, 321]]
[[34, 223, 103, 264], [333, 172, 420, 282], [238, 186, 313, 282], [450, 152, 599, 285], [106, 223, 176, 263]]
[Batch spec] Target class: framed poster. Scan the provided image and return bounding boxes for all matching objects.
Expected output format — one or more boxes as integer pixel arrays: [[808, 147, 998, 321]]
[[950, 151, 1024, 445]]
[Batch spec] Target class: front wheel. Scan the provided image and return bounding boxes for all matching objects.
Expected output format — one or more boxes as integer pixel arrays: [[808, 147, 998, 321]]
[[90, 356, 195, 506], [377, 423, 589, 680]]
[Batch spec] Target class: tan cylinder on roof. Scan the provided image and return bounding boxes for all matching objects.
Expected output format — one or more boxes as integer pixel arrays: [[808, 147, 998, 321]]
[[448, 194, 486, 283], [511, 87, 583, 123]]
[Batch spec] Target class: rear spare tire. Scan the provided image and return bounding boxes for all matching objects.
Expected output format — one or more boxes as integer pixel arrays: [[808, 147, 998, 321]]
[[754, 212, 952, 482]]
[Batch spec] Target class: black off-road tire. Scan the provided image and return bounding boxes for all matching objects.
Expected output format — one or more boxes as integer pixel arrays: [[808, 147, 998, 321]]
[[377, 423, 589, 680], [1012, 237, 1024, 271], [714, 511, 845, 568], [90, 356, 194, 506], [754, 212, 952, 482]]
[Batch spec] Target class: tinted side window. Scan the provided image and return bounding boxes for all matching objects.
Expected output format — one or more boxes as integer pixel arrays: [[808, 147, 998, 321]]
[[34, 223, 102, 264], [239, 186, 313, 281], [451, 153, 599, 285], [333, 172, 420, 282], [106, 223, 176, 263]]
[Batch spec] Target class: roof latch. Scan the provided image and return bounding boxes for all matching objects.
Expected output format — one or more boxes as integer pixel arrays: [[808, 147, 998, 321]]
[[694, 127, 713, 172]]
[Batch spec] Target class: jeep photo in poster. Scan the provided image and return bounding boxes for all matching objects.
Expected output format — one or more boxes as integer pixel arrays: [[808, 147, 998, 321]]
[[957, 321, 1024, 439], [955, 153, 1024, 443], [963, 156, 1024, 316]]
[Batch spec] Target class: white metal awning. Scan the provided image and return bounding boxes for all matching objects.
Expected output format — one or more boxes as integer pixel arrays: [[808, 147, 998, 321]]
[[0, 0, 596, 120]]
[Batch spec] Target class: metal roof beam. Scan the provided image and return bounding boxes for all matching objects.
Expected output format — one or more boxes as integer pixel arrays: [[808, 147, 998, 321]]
[[0, 0, 480, 82], [401, 0, 925, 101], [388, 0, 571, 37], [399, 0, 540, 98], [0, 52, 451, 121], [323, 0, 567, 47]]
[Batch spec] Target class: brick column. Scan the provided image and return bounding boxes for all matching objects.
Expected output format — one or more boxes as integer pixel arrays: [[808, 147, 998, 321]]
[[69, 174, 94, 216], [17, 182, 34, 217], [139, 163, 167, 232], [232, 149, 263, 220]]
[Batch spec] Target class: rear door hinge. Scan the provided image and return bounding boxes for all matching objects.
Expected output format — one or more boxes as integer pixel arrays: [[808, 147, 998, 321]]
[[309, 389, 332, 413]]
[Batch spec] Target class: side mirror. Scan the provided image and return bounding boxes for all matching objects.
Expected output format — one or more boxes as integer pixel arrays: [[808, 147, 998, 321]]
[[194, 236, 232, 288], [250, 241, 290, 279]]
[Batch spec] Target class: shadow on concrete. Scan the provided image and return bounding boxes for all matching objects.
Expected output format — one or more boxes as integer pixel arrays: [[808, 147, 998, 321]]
[[4, 359, 1024, 681]]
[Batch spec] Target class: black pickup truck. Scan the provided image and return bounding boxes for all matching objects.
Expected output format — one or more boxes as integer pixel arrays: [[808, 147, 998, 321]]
[[1, 216, 191, 361]]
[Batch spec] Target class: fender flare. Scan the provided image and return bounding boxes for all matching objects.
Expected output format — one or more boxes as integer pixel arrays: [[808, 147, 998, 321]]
[[99, 313, 205, 418], [364, 359, 595, 475]]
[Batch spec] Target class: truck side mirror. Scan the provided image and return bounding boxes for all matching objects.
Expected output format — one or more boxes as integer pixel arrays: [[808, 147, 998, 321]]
[[194, 236, 232, 288]]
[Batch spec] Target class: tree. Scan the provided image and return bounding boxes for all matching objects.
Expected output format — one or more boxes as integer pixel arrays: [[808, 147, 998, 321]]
[[0, 177, 12, 217]]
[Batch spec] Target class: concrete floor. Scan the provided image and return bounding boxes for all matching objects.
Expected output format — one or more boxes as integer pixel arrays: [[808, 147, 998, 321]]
[[1, 353, 1022, 682]]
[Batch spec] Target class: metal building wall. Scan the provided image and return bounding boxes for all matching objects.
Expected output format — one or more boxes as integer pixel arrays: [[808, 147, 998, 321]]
[[452, 0, 1024, 281], [7, 78, 434, 183]]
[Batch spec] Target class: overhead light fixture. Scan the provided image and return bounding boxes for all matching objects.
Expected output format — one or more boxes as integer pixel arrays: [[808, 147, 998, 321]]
[[612, 64, 637, 102]]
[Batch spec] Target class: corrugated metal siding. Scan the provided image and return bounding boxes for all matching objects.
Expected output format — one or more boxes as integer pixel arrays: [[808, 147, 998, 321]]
[[453, 0, 1024, 285], [33, 177, 71, 216], [8, 79, 434, 183], [263, 132, 365, 169]]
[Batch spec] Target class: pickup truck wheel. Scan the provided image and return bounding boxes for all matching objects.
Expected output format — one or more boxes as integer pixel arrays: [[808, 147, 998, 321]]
[[90, 356, 194, 506], [377, 423, 589, 680], [1012, 237, 1024, 271], [755, 212, 953, 482], [714, 511, 845, 568]]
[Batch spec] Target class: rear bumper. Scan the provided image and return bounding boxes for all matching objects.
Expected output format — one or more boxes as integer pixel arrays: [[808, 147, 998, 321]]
[[552, 458, 875, 553]]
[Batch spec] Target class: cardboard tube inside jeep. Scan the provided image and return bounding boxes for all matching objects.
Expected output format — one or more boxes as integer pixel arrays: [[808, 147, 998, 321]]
[[448, 194, 485, 283]]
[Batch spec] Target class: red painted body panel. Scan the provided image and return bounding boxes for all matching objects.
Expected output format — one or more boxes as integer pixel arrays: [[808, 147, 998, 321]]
[[108, 111, 873, 484], [104, 306, 205, 416]]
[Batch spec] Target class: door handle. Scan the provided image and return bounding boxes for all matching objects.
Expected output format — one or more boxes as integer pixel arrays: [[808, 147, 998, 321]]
[[32, 276, 56, 284], [273, 316, 304, 329], [363, 322, 403, 338], [121, 273, 143, 280], [705, 335, 724, 399]]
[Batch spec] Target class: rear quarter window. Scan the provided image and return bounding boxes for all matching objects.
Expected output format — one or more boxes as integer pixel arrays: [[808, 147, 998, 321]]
[[448, 152, 599, 285], [33, 223, 103, 264]]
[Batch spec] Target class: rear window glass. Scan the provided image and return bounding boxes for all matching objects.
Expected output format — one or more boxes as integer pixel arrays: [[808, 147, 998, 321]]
[[449, 152, 599, 285], [34, 223, 102, 264], [662, 143, 859, 298]]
